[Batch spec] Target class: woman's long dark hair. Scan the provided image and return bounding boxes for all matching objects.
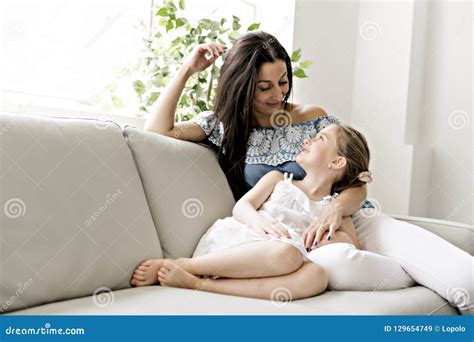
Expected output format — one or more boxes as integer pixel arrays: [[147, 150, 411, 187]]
[[212, 31, 293, 200]]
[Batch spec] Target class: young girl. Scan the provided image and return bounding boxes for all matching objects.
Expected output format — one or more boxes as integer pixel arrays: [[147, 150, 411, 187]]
[[130, 124, 413, 300]]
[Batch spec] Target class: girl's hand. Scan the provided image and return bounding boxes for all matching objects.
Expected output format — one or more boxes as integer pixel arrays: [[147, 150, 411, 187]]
[[302, 203, 343, 249], [183, 43, 225, 75], [251, 218, 291, 239]]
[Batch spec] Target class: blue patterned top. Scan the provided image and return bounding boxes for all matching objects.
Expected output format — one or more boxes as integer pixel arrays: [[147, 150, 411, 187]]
[[192, 111, 339, 166], [192, 111, 373, 208]]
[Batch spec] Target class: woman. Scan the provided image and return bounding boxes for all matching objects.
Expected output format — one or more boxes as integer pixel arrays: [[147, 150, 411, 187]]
[[144, 31, 473, 314], [145, 31, 366, 250]]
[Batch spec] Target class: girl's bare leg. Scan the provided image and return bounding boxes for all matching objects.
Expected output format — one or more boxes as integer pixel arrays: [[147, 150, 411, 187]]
[[158, 260, 328, 301], [131, 240, 304, 286]]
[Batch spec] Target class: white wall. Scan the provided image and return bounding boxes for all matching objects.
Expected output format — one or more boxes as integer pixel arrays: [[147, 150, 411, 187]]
[[292, 0, 359, 124], [292, 0, 472, 224], [419, 1, 472, 223]]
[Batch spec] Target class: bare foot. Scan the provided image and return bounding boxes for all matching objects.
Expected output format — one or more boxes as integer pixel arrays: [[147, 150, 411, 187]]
[[157, 261, 200, 290], [130, 259, 167, 287]]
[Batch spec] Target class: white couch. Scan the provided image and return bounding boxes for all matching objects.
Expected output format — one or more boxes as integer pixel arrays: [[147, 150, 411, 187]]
[[1, 113, 472, 315]]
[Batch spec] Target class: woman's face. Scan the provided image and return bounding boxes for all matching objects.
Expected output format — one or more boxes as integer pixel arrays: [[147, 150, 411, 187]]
[[252, 60, 289, 116]]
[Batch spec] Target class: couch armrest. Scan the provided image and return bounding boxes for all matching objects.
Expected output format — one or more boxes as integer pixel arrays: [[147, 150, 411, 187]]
[[389, 214, 473, 255]]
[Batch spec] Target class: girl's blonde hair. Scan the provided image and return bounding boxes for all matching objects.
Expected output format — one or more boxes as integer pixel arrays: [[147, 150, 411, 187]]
[[330, 124, 371, 194]]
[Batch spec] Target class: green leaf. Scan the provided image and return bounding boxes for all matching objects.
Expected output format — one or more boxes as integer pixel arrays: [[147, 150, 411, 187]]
[[159, 18, 168, 26], [166, 20, 174, 32], [179, 0, 185, 10], [146, 92, 161, 106], [293, 67, 307, 78], [300, 60, 312, 68], [133, 80, 146, 95], [247, 23, 260, 31], [291, 49, 301, 62], [167, 1, 177, 13], [228, 30, 239, 43], [111, 95, 124, 108], [232, 15, 241, 30], [175, 18, 185, 28], [156, 8, 168, 17]]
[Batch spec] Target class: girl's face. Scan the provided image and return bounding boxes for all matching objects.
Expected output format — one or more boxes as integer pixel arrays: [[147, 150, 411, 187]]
[[296, 125, 339, 168], [253, 60, 289, 116]]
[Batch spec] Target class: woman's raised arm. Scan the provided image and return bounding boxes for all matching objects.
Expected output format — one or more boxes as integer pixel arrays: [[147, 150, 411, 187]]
[[144, 43, 225, 141]]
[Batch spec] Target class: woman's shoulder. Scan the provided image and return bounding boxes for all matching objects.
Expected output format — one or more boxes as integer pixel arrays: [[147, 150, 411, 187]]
[[288, 103, 328, 124]]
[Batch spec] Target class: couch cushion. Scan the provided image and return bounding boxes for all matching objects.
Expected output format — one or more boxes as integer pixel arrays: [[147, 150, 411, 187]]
[[0, 113, 162, 312], [7, 286, 458, 315], [124, 127, 235, 259]]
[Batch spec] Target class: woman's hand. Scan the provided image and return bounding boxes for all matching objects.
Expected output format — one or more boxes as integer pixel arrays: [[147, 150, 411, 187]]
[[183, 43, 225, 75], [302, 203, 343, 249], [250, 217, 291, 240]]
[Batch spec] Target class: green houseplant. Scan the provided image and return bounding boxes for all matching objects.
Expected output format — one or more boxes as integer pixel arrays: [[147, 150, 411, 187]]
[[103, 0, 312, 121]]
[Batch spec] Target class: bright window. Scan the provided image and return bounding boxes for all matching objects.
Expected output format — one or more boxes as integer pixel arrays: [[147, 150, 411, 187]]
[[1, 0, 294, 121]]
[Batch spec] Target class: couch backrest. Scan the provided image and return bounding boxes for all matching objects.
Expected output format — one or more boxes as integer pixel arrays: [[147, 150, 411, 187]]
[[124, 127, 235, 259], [0, 113, 162, 312]]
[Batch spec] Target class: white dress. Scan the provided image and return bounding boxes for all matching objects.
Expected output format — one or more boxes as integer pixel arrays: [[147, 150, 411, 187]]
[[192, 173, 417, 292], [193, 173, 336, 261]]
